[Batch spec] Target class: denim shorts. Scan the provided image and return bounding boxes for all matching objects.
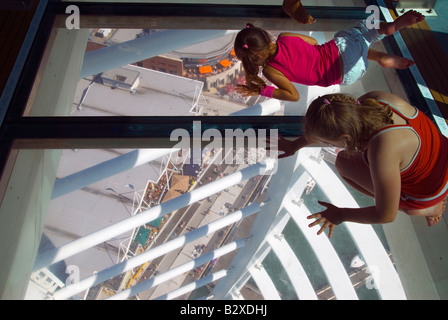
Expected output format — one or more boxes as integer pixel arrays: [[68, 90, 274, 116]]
[[334, 20, 386, 85]]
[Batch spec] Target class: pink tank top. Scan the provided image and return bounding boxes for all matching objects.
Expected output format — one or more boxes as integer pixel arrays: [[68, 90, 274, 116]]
[[365, 102, 448, 209], [267, 36, 341, 87]]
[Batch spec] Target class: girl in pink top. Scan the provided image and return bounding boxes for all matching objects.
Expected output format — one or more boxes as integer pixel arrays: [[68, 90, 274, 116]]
[[273, 91, 448, 237], [234, 10, 424, 102]]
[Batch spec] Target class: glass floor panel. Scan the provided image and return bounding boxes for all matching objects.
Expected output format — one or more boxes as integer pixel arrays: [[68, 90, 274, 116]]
[[0, 1, 446, 301]]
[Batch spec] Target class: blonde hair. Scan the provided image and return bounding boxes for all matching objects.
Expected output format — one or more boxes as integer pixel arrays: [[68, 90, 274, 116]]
[[304, 94, 394, 152], [234, 24, 274, 92]]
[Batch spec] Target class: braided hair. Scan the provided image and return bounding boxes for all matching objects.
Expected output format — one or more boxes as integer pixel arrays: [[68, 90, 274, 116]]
[[305, 94, 394, 153]]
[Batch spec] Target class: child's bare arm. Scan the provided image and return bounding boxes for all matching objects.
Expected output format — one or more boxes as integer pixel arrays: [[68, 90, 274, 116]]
[[263, 65, 300, 101], [278, 32, 318, 45], [366, 132, 403, 222], [308, 134, 403, 237]]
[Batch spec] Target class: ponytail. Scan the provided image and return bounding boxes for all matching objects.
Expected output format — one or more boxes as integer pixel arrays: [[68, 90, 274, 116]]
[[234, 24, 274, 92]]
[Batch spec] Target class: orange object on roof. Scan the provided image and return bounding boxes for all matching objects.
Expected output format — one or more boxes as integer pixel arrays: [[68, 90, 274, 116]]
[[220, 59, 231, 67], [199, 66, 212, 73]]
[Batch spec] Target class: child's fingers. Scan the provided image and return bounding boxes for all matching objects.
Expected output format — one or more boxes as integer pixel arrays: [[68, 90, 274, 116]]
[[307, 215, 324, 228], [328, 224, 335, 238]]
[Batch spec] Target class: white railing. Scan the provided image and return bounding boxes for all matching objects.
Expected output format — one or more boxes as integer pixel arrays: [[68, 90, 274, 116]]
[[52, 203, 263, 300], [209, 148, 405, 300], [31, 147, 407, 300], [108, 239, 247, 300], [34, 159, 274, 272]]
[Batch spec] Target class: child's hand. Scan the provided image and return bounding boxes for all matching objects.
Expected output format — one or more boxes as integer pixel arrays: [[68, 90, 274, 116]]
[[266, 134, 299, 159], [307, 201, 343, 238], [236, 84, 259, 97]]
